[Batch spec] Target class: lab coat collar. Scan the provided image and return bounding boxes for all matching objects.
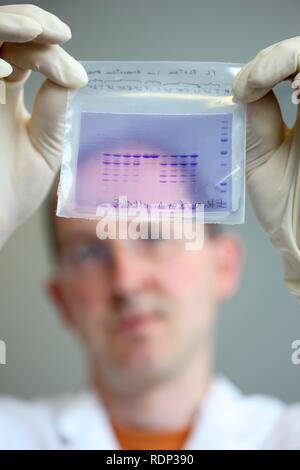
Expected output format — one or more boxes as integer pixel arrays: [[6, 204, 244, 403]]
[[184, 375, 284, 450], [183, 375, 243, 449], [54, 375, 282, 450], [55, 391, 120, 450]]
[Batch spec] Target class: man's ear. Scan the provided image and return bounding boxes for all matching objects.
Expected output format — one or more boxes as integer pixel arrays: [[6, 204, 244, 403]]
[[46, 279, 75, 328], [213, 232, 244, 301]]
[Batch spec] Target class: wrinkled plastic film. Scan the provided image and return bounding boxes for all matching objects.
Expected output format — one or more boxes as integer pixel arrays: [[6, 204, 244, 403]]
[[57, 61, 246, 224]]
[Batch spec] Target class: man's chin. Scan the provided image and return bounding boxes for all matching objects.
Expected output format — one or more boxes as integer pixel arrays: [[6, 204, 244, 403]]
[[113, 365, 171, 393], [110, 351, 178, 390]]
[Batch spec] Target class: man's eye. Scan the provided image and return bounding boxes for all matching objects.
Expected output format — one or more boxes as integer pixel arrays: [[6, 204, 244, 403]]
[[74, 244, 110, 263], [76, 245, 97, 260]]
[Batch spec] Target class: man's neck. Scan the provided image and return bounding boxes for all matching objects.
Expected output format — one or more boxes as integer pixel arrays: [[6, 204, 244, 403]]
[[92, 349, 213, 431]]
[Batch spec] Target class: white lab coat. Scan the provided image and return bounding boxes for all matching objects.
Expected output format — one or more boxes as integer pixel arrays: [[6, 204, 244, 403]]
[[0, 376, 299, 450]]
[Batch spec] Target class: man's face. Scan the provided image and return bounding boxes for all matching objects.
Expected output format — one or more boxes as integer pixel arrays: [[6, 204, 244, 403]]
[[48, 217, 242, 392]]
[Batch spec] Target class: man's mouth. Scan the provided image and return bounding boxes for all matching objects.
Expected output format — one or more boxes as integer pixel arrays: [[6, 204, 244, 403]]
[[113, 312, 162, 335]]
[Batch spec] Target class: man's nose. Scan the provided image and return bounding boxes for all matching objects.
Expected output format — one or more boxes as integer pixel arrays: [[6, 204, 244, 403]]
[[110, 242, 153, 296]]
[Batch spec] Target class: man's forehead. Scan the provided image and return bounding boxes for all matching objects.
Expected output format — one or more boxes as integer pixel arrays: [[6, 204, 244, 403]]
[[54, 215, 208, 253], [55, 216, 99, 242], [55, 216, 195, 236]]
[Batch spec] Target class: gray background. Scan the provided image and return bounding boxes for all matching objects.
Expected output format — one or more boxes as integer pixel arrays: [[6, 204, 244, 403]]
[[0, 0, 300, 402]]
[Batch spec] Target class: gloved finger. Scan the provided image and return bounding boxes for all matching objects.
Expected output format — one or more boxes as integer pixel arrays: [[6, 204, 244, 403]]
[[0, 4, 71, 45], [233, 37, 300, 103], [1, 41, 87, 88], [0, 12, 42, 46], [28, 79, 69, 171], [232, 42, 283, 102], [248, 37, 300, 88], [232, 59, 265, 103], [0, 57, 12, 78]]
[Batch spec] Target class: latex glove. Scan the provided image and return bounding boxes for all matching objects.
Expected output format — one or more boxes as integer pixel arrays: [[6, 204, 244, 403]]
[[233, 37, 300, 302], [0, 4, 88, 247]]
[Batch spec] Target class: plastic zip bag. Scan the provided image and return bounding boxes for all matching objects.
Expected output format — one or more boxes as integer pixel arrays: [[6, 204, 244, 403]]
[[57, 61, 246, 224]]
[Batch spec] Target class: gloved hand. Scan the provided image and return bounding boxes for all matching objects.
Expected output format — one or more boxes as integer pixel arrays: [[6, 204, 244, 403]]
[[0, 4, 88, 247], [233, 37, 300, 302]]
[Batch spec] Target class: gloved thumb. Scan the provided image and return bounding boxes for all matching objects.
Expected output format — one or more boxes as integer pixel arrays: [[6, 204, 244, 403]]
[[28, 78, 74, 172], [243, 91, 285, 177]]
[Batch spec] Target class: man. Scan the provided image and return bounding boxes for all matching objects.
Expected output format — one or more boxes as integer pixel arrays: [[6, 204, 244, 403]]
[[0, 4, 300, 450]]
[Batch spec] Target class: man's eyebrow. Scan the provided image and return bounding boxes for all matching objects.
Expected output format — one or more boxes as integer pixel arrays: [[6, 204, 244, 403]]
[[59, 232, 107, 247]]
